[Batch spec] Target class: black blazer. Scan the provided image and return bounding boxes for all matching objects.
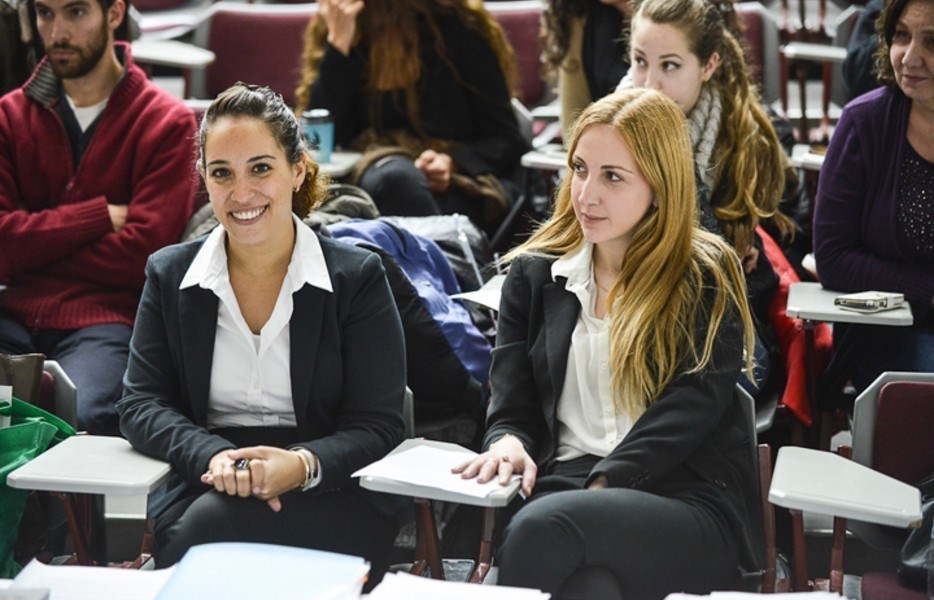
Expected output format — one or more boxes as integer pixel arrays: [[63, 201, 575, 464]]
[[483, 254, 764, 572], [117, 233, 407, 516]]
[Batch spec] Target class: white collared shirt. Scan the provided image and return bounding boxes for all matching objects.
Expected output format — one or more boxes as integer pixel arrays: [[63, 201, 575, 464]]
[[551, 243, 633, 460], [179, 215, 333, 429]]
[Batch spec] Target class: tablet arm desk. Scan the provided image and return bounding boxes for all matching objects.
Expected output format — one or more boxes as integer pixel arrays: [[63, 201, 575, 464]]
[[768, 446, 922, 593], [8, 435, 171, 566]]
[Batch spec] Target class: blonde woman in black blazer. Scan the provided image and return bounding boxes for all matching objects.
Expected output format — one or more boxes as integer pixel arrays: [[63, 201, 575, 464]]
[[456, 89, 762, 599], [118, 85, 406, 584]]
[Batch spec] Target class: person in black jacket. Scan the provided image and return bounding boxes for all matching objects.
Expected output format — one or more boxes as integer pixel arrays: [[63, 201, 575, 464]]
[[294, 0, 529, 232], [843, 0, 884, 100], [455, 89, 762, 600], [117, 84, 406, 586]]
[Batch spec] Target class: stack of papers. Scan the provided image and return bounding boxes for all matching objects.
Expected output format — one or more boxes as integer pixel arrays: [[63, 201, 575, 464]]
[[10, 543, 367, 600], [665, 593, 841, 599], [353, 440, 521, 505], [156, 543, 368, 599], [10, 560, 174, 600], [369, 572, 549, 599]]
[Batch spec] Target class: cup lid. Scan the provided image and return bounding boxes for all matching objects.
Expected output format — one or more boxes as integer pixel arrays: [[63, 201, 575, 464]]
[[302, 109, 331, 120]]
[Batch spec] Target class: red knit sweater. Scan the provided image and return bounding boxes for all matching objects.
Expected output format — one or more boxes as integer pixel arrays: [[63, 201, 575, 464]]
[[0, 43, 197, 329]]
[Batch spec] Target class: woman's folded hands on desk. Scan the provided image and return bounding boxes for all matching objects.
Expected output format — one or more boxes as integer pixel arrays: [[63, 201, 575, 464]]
[[200, 446, 308, 512]]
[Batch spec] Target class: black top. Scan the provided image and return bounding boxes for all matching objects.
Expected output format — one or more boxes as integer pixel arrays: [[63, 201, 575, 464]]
[[308, 14, 529, 179], [582, 0, 630, 102], [897, 142, 934, 262], [843, 0, 883, 100]]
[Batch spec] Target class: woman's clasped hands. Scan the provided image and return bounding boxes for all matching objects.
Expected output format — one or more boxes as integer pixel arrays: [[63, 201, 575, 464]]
[[452, 434, 537, 497], [201, 446, 307, 512]]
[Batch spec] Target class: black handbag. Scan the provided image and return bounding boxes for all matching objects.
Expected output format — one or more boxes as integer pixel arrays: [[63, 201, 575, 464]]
[[897, 471, 934, 589]]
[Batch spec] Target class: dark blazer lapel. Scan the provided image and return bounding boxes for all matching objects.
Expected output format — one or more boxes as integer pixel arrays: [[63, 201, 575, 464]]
[[178, 286, 218, 426], [289, 284, 325, 432], [542, 279, 579, 419]]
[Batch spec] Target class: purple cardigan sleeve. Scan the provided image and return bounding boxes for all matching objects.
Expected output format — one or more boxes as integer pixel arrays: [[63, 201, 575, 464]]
[[813, 91, 934, 306]]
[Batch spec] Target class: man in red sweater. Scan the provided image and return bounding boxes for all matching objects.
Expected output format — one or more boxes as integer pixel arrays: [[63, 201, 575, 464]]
[[0, 0, 196, 435]]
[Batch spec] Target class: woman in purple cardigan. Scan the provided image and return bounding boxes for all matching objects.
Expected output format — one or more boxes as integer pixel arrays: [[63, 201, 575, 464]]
[[813, 0, 934, 394]]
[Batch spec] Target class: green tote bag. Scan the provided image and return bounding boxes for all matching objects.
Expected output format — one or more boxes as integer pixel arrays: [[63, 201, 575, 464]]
[[0, 398, 75, 577]]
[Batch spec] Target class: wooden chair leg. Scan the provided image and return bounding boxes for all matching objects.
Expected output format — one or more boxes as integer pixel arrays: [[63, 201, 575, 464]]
[[790, 508, 810, 592], [52, 492, 95, 566], [411, 498, 444, 580], [469, 507, 497, 584], [758, 445, 777, 593]]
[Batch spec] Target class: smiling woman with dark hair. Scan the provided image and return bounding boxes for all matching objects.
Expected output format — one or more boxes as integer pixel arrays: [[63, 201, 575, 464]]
[[117, 84, 406, 585]]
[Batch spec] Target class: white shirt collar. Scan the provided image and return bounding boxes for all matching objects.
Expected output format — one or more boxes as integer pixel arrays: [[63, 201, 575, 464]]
[[180, 214, 333, 293], [551, 242, 595, 293]]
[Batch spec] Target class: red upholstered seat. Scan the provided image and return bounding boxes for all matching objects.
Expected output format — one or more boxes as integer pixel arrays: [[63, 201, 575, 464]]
[[759, 226, 832, 427], [862, 571, 927, 600]]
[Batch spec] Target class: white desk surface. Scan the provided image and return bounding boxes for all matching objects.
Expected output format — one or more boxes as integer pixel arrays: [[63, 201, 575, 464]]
[[130, 40, 216, 69], [521, 144, 567, 171], [530, 103, 560, 121], [790, 144, 826, 171], [786, 281, 914, 326], [319, 151, 361, 178], [768, 446, 922, 529], [781, 41, 848, 64], [8, 435, 171, 497], [359, 439, 521, 508]]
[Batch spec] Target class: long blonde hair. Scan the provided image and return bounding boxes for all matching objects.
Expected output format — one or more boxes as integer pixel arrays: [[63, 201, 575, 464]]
[[294, 0, 517, 137], [508, 89, 754, 415], [632, 0, 792, 252]]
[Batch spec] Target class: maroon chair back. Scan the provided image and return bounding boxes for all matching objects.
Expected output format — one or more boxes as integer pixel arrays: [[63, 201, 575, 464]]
[[486, 0, 546, 107], [35, 371, 57, 417], [737, 8, 765, 90], [873, 381, 934, 485], [735, 2, 780, 104], [199, 4, 318, 106], [133, 0, 189, 12]]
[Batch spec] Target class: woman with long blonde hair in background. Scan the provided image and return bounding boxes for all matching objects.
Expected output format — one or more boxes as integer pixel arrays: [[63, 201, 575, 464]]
[[619, 0, 796, 397], [455, 89, 762, 599]]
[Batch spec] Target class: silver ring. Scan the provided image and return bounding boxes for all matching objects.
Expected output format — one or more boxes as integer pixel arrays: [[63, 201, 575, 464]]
[[233, 458, 250, 471]]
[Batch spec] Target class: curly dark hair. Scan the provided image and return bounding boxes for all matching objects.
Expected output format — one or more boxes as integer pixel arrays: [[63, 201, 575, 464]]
[[542, 0, 590, 68], [873, 0, 915, 87]]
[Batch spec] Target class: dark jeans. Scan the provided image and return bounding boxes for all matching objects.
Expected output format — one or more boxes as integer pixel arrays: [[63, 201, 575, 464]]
[[358, 155, 486, 229], [0, 316, 131, 435], [497, 457, 740, 600], [824, 310, 934, 396]]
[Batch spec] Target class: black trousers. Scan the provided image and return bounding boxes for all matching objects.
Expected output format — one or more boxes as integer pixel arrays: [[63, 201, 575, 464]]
[[358, 155, 486, 228], [497, 456, 740, 600], [151, 427, 400, 590]]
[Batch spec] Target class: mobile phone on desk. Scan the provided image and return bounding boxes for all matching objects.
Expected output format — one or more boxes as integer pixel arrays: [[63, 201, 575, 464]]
[[834, 291, 905, 313]]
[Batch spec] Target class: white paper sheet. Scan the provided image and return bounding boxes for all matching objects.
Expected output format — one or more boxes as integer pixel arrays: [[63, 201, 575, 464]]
[[368, 572, 549, 599], [352, 445, 519, 499], [11, 560, 174, 600]]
